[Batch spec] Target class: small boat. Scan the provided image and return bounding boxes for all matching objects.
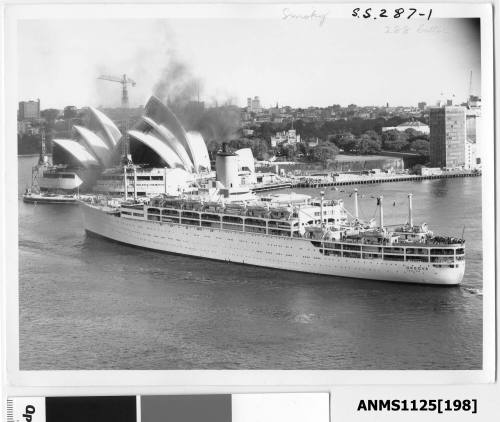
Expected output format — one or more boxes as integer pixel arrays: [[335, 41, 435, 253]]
[[22, 191, 78, 204]]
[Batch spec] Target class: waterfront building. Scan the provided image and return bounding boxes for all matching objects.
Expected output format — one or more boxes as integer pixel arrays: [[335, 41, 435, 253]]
[[18, 99, 41, 121], [429, 106, 467, 168]]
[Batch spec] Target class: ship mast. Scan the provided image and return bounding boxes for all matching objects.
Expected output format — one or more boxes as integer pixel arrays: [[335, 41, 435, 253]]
[[353, 188, 359, 220], [408, 193, 413, 227], [123, 166, 128, 200], [320, 190, 325, 227], [133, 165, 138, 200], [377, 195, 384, 229], [164, 167, 168, 194]]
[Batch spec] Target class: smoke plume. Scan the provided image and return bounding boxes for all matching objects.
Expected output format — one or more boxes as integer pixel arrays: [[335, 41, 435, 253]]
[[152, 47, 240, 143], [153, 50, 202, 108]]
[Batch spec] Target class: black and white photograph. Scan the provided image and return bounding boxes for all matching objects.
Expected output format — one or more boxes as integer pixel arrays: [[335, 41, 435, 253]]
[[5, 3, 494, 377]]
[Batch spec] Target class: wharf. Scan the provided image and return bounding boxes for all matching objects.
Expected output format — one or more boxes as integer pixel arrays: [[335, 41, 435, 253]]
[[292, 171, 481, 188]]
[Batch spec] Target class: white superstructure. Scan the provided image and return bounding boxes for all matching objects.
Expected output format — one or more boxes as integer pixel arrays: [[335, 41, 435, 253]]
[[93, 166, 206, 197]]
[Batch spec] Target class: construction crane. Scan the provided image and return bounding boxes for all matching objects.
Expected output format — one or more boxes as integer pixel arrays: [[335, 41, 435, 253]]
[[468, 70, 473, 98], [97, 74, 136, 108]]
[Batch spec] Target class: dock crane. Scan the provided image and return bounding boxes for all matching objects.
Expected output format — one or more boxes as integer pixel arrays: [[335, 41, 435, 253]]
[[97, 74, 136, 108]]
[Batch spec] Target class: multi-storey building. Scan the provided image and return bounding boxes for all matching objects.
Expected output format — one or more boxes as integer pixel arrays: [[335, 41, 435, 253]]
[[429, 106, 467, 168], [18, 99, 41, 121], [246, 96, 262, 113], [465, 107, 481, 169]]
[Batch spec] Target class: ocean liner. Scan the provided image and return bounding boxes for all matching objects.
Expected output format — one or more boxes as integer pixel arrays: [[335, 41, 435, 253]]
[[80, 146, 465, 285]]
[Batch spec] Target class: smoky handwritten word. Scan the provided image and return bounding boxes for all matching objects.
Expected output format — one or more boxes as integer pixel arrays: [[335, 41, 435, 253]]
[[282, 8, 329, 26]]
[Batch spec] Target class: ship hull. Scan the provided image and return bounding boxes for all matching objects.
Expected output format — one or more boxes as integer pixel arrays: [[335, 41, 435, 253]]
[[81, 203, 465, 285], [23, 194, 78, 204]]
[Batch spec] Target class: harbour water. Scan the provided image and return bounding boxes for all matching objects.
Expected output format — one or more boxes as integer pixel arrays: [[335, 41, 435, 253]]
[[18, 156, 483, 370]]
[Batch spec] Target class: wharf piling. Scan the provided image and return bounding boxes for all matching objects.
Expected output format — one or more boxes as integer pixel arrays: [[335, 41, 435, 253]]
[[292, 171, 481, 188]]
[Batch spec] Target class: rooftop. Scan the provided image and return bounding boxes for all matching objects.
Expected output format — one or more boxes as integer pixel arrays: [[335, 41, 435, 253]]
[[397, 121, 428, 127]]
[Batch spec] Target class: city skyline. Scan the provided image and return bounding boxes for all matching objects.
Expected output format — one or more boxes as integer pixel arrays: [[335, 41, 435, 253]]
[[18, 18, 481, 109]]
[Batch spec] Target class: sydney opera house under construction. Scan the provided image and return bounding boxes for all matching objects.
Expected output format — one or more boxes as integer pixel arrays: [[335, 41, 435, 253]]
[[45, 96, 217, 196]]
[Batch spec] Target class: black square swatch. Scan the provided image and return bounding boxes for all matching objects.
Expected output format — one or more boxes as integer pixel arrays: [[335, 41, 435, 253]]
[[46, 396, 136, 422]]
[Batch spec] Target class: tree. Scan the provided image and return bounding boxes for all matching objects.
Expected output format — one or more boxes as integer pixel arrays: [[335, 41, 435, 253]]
[[283, 144, 297, 160], [405, 128, 428, 142], [358, 138, 381, 154], [410, 138, 430, 156], [382, 129, 409, 151], [331, 132, 360, 152], [360, 131, 382, 152], [310, 143, 340, 165], [364, 130, 381, 143]]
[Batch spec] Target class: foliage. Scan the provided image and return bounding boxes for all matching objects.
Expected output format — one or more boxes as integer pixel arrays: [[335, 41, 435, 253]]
[[309, 143, 340, 165], [228, 137, 270, 160], [330, 132, 359, 152], [381, 129, 409, 151], [408, 138, 430, 156], [358, 138, 382, 154]]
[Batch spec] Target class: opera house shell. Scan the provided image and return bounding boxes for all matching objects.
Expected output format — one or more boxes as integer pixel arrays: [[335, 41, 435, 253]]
[[52, 96, 211, 183]]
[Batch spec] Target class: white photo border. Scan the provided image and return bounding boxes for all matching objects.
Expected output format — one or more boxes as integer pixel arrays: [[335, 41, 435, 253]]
[[2, 2, 496, 390]]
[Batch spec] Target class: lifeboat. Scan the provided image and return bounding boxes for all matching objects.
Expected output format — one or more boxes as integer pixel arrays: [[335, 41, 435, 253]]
[[269, 207, 292, 220], [205, 201, 224, 213], [225, 204, 245, 215], [184, 200, 204, 211], [305, 226, 327, 240], [246, 206, 269, 218]]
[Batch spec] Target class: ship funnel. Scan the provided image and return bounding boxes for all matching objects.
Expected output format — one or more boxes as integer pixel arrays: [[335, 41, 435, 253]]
[[408, 193, 413, 227], [353, 188, 359, 219], [377, 195, 384, 228], [215, 143, 239, 189]]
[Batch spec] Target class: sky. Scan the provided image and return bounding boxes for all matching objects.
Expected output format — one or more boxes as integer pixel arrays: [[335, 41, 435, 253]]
[[18, 17, 481, 109]]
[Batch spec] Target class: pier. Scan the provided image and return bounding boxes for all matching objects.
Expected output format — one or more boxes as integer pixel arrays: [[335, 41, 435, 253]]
[[292, 171, 481, 188], [250, 171, 481, 191]]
